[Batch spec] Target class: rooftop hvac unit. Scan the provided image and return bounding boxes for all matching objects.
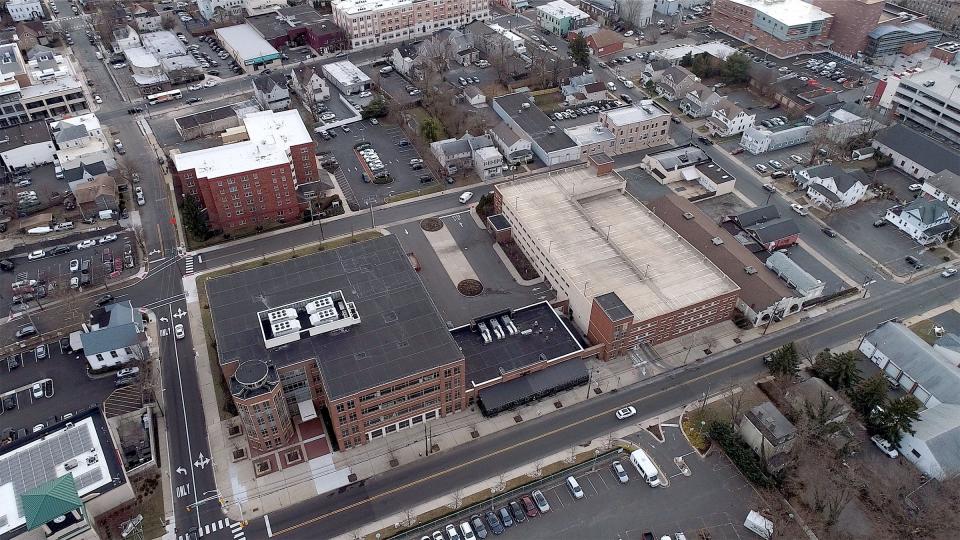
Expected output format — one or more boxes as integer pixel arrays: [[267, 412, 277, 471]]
[[305, 296, 334, 314], [520, 328, 534, 336], [478, 321, 492, 344], [501, 314, 518, 335], [267, 308, 297, 323], [309, 307, 339, 326], [682, 212, 695, 220], [711, 237, 724, 245], [271, 319, 302, 337], [489, 318, 506, 340]]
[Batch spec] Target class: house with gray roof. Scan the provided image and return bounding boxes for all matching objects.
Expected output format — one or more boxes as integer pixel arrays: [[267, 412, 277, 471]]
[[872, 123, 960, 180], [252, 72, 289, 111], [860, 321, 960, 479], [679, 82, 722, 119], [764, 251, 824, 300], [655, 66, 698, 102], [738, 401, 796, 472], [884, 198, 956, 245], [77, 301, 144, 370], [730, 205, 800, 252], [489, 122, 532, 165], [921, 170, 960, 214], [795, 164, 869, 209]]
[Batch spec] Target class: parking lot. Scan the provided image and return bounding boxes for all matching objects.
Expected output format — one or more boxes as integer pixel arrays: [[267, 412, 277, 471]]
[[321, 120, 432, 207], [0, 337, 119, 445], [401, 423, 757, 540], [2, 231, 138, 318]]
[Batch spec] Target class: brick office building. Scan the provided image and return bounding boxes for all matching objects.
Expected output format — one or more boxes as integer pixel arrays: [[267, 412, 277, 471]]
[[712, 0, 833, 59], [810, 0, 884, 56], [171, 110, 318, 233], [494, 167, 740, 361], [207, 236, 466, 473]]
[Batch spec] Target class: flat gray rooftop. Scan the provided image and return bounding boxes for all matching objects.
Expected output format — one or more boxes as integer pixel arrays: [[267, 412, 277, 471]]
[[206, 236, 463, 401]]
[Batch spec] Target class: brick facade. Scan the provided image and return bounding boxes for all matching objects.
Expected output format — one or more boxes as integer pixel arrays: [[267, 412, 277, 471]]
[[811, 0, 884, 56], [712, 0, 833, 59]]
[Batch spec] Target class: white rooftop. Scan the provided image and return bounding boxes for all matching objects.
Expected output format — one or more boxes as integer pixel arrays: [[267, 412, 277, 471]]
[[332, 0, 417, 16], [655, 41, 738, 62], [497, 168, 739, 320], [604, 101, 670, 126], [124, 47, 160, 69], [140, 31, 187, 58], [0, 416, 113, 536], [50, 113, 102, 134], [215, 24, 279, 61], [322, 60, 371, 85], [901, 64, 960, 102], [537, 0, 590, 20], [565, 123, 614, 146], [173, 110, 312, 180], [726, 0, 830, 26]]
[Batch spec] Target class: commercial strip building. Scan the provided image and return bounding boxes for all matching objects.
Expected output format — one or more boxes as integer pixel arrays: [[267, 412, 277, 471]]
[[0, 407, 134, 540], [321, 60, 371, 95], [0, 119, 54, 171], [0, 43, 89, 126], [871, 123, 959, 180], [331, 0, 490, 50], [246, 5, 346, 53], [494, 167, 741, 360], [214, 24, 281, 74], [492, 91, 580, 166], [565, 101, 671, 156], [859, 321, 960, 479], [207, 236, 467, 468], [171, 110, 318, 232], [711, 0, 833, 59]]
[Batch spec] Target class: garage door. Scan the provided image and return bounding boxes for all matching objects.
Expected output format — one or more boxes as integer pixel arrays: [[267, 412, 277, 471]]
[[899, 374, 915, 393], [884, 362, 901, 379], [912, 386, 931, 405]]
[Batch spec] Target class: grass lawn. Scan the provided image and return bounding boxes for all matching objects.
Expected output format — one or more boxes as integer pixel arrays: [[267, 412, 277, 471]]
[[909, 319, 939, 345]]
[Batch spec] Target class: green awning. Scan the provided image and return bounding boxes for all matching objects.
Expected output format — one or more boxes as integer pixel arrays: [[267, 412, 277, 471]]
[[20, 474, 83, 530]]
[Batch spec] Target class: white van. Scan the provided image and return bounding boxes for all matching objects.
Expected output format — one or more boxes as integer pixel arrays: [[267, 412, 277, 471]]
[[629, 449, 661, 487], [566, 475, 584, 499], [459, 191, 474, 204]]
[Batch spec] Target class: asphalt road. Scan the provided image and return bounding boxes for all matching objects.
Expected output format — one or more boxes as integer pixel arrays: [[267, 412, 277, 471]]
[[236, 273, 958, 540]]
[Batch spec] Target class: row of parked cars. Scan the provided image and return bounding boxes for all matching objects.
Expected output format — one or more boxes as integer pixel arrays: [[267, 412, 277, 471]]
[[421, 490, 550, 540]]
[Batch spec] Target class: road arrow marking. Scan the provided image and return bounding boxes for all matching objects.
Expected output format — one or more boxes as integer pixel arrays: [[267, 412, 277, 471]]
[[176, 466, 187, 475], [194, 453, 210, 469], [173, 308, 187, 319], [160, 317, 169, 323], [149, 249, 161, 256]]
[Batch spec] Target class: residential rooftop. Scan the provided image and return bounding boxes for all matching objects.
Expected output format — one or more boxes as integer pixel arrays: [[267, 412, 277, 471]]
[[206, 235, 463, 401], [873, 123, 959, 175], [496, 168, 739, 321], [537, 0, 590, 19], [0, 120, 50, 153], [451, 302, 584, 389], [172, 110, 311, 180], [322, 59, 371, 85]]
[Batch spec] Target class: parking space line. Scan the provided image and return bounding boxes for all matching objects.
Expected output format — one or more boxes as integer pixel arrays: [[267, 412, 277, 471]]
[[596, 471, 609, 490], [585, 475, 600, 496]]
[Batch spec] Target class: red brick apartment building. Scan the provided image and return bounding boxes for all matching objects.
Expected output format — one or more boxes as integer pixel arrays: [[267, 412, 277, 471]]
[[207, 236, 466, 475], [810, 0, 885, 56], [712, 0, 834, 59], [493, 166, 740, 362], [171, 110, 318, 233]]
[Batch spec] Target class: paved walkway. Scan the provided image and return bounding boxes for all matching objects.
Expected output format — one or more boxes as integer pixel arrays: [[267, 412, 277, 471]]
[[422, 225, 480, 286]]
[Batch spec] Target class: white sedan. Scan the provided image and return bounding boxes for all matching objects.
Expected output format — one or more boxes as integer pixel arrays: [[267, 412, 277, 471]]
[[27, 249, 45, 260], [188, 84, 202, 91], [942, 268, 957, 278], [69, 259, 80, 272], [174, 324, 185, 340], [203, 80, 218, 88], [908, 183, 923, 192], [358, 91, 372, 98], [94, 95, 102, 104], [77, 239, 96, 250], [615, 406, 637, 420], [790, 204, 809, 216], [98, 234, 118, 244]]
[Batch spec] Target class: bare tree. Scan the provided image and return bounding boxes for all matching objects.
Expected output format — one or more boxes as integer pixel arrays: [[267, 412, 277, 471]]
[[724, 386, 745, 425], [402, 507, 417, 527], [449, 488, 463, 510], [619, 0, 652, 29], [418, 36, 457, 78], [529, 460, 543, 478]]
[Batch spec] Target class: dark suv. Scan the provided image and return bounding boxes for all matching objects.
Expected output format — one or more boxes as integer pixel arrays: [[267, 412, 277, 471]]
[[905, 255, 923, 269]]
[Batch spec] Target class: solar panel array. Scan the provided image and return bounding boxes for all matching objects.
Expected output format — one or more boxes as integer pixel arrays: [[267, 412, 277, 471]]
[[0, 425, 97, 517]]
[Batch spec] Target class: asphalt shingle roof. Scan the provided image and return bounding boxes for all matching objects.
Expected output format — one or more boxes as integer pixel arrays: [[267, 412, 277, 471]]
[[874, 124, 960, 175]]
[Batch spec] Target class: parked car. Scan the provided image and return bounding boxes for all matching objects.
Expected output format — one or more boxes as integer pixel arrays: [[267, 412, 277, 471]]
[[27, 249, 45, 260], [873, 219, 886, 227], [484, 512, 504, 535], [870, 435, 899, 458], [612, 460, 629, 483], [531, 489, 550, 513], [762, 184, 776, 192], [32, 383, 43, 399], [497, 507, 513, 528], [16, 325, 37, 339], [508, 500, 525, 523], [755, 163, 769, 174], [942, 268, 957, 278], [791, 204, 808, 216], [95, 294, 114, 306], [469, 516, 487, 539], [908, 183, 923, 192], [520, 495, 539, 517]]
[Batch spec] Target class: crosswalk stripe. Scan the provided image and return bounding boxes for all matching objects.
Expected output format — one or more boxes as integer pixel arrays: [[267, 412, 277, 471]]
[[204, 524, 211, 534]]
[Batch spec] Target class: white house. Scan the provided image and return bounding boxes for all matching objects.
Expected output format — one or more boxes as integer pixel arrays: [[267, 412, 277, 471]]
[[640, 145, 735, 200], [707, 99, 755, 137], [131, 4, 162, 32], [884, 198, 957, 245], [489, 122, 533, 165], [473, 146, 503, 181], [390, 44, 419, 77], [656, 66, 698, 102], [795, 164, 869, 209], [859, 322, 960, 479], [764, 251, 825, 301], [678, 82, 722, 118], [921, 170, 960, 215], [77, 302, 145, 370], [291, 65, 330, 104], [252, 72, 290, 111], [6, 0, 43, 22], [463, 85, 486, 108], [872, 123, 959, 180], [198, 0, 244, 21], [112, 26, 142, 53]]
